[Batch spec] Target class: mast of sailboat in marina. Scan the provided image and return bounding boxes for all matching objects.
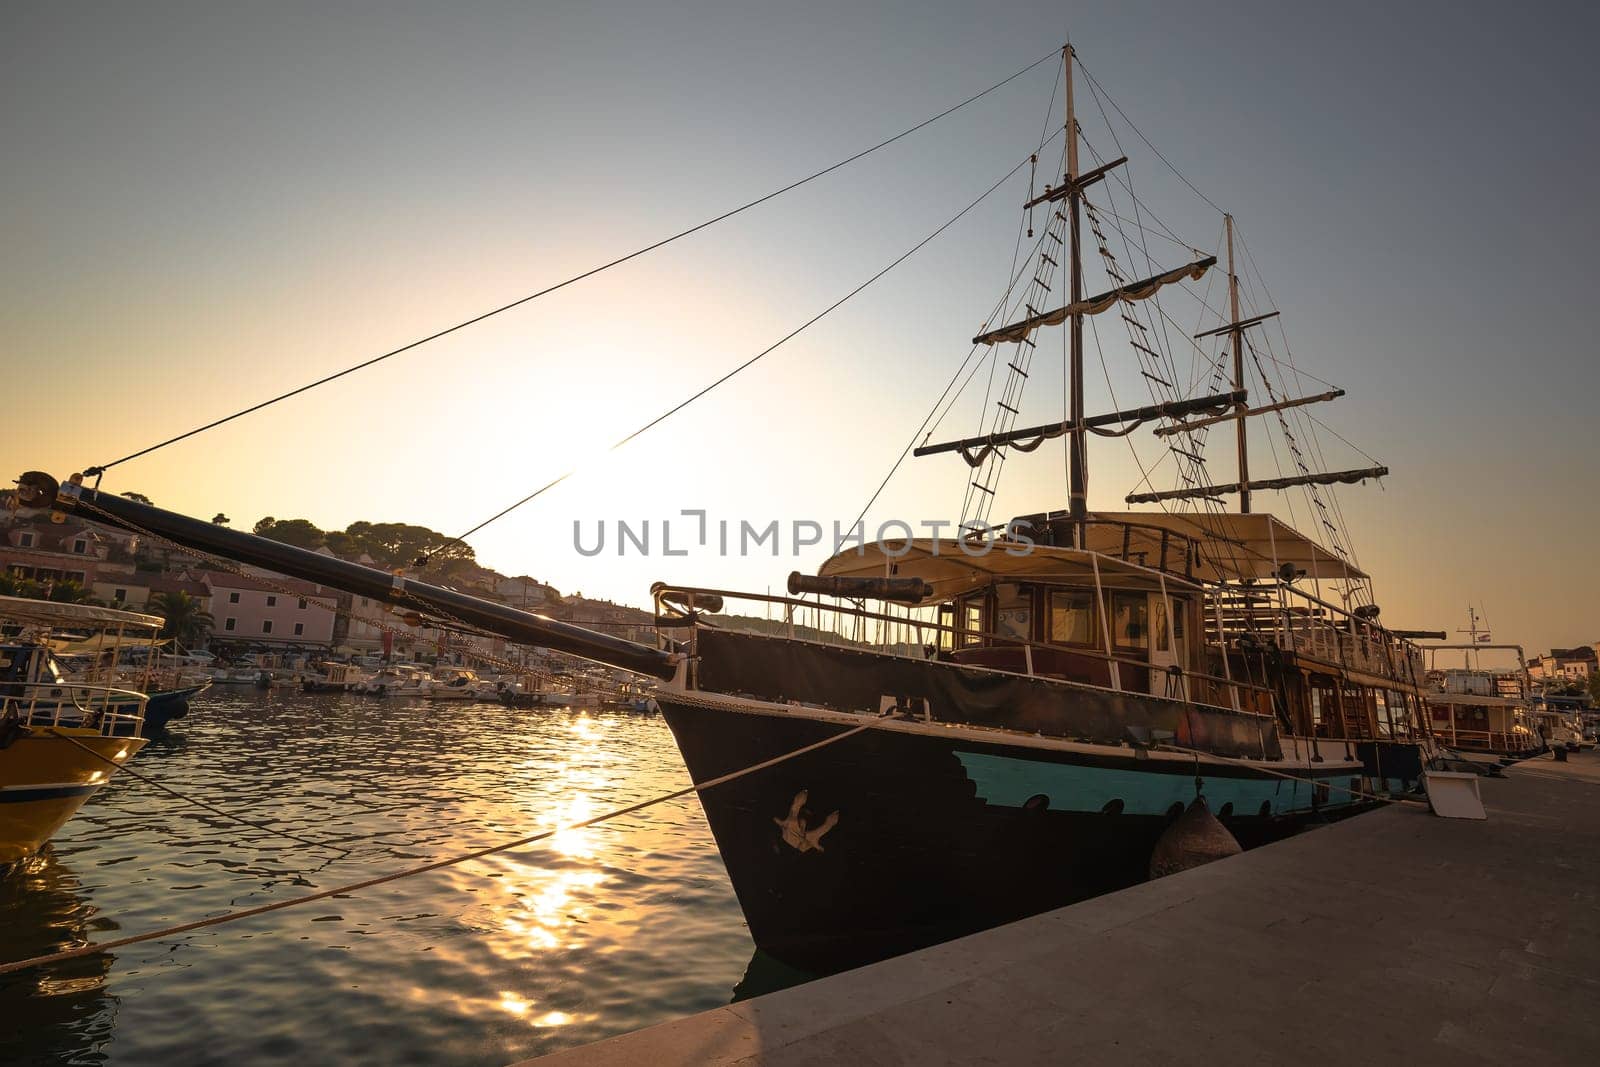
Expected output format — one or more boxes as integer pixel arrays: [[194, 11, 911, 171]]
[[1226, 214, 1250, 514], [1064, 43, 1087, 543]]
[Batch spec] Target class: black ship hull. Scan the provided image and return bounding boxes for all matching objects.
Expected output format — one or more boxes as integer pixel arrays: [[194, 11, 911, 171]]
[[661, 694, 1367, 972]]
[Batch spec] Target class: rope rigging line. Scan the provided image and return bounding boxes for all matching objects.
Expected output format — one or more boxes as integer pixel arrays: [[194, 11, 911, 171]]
[[442, 144, 1047, 550], [803, 86, 1070, 534], [1226, 220, 1375, 596], [0, 711, 888, 977], [1073, 56, 1228, 218], [80, 49, 1061, 478]]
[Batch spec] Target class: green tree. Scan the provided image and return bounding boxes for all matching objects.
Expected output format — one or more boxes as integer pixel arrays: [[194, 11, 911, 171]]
[[121, 491, 154, 505], [253, 517, 326, 550], [343, 522, 473, 569], [212, 513, 231, 526], [150, 591, 214, 648], [322, 530, 356, 559], [1587, 671, 1600, 705]]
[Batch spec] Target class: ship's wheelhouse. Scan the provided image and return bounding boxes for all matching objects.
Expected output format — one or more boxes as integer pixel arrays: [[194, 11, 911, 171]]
[[817, 518, 1216, 704]]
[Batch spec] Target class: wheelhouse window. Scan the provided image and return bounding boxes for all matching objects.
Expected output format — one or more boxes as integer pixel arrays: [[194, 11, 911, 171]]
[[937, 604, 956, 651], [1111, 592, 1148, 649], [1152, 600, 1170, 653], [1048, 591, 1095, 645], [959, 596, 984, 648], [1389, 691, 1411, 737], [1374, 689, 1391, 737], [1309, 680, 1338, 736], [993, 584, 1031, 642]]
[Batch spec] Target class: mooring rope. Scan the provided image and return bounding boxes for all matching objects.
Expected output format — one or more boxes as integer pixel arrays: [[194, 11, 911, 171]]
[[0, 712, 883, 976]]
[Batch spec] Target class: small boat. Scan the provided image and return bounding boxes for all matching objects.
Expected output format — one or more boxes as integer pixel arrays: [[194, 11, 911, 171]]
[[1529, 703, 1585, 752], [141, 681, 211, 731], [421, 668, 486, 701], [602, 680, 658, 714], [209, 664, 264, 685], [302, 661, 366, 693], [1420, 630, 1542, 762], [495, 675, 576, 708], [1, 595, 155, 864], [351, 663, 426, 696]]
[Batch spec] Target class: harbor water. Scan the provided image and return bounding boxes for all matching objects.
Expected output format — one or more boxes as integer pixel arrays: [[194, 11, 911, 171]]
[[0, 689, 781, 1065]]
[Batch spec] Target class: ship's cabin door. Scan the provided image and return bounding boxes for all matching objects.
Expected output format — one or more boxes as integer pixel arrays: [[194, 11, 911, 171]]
[[1148, 593, 1185, 699]]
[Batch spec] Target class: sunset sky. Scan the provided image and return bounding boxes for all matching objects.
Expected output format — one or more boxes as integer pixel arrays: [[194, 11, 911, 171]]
[[5, 1, 1596, 654]]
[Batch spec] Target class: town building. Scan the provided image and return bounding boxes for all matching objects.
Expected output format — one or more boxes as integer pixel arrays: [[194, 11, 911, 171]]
[[90, 571, 212, 613], [1527, 646, 1598, 683], [1, 521, 137, 590], [200, 571, 336, 648]]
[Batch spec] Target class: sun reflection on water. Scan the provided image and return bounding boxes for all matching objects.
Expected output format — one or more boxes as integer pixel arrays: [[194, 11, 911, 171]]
[[5, 694, 755, 1065]]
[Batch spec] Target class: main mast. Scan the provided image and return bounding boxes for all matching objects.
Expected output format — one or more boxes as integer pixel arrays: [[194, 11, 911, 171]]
[[1064, 43, 1087, 542], [1226, 214, 1250, 514], [918, 43, 1229, 514]]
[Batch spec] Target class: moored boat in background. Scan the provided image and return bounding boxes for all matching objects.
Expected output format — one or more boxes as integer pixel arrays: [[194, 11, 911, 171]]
[[302, 661, 367, 693], [1, 596, 155, 864]]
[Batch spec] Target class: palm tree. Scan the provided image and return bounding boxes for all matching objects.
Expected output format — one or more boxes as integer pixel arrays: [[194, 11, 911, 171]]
[[150, 591, 214, 649]]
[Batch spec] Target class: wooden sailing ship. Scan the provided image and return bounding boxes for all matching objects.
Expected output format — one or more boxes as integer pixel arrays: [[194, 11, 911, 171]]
[[13, 42, 1444, 969]]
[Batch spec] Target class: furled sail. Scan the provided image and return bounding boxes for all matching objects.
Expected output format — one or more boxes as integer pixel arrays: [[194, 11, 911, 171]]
[[1124, 465, 1390, 504], [972, 256, 1217, 346]]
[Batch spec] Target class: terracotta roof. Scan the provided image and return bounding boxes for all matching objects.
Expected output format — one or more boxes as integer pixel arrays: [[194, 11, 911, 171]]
[[197, 570, 326, 596], [146, 575, 211, 597]]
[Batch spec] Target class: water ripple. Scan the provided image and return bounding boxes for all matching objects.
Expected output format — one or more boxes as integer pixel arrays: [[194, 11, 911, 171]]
[[0, 690, 758, 1065]]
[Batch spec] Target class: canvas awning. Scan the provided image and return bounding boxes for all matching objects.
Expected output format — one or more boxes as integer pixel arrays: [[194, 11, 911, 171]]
[[47, 635, 169, 655], [1083, 511, 1367, 583], [0, 594, 164, 631], [1426, 691, 1522, 708], [817, 539, 1204, 601]]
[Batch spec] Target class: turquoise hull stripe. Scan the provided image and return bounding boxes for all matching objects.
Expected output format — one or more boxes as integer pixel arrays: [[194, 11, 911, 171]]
[[954, 751, 1358, 817]]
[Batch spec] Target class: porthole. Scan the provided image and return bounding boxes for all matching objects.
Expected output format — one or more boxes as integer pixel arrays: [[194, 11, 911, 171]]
[[1022, 793, 1050, 813], [1101, 798, 1124, 815]]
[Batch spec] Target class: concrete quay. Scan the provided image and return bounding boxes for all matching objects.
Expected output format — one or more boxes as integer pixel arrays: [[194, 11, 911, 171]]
[[526, 751, 1600, 1065]]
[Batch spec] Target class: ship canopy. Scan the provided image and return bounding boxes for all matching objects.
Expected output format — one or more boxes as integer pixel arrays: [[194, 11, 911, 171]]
[[815, 510, 1363, 603], [817, 537, 1206, 603], [1082, 511, 1368, 584], [0, 594, 164, 632]]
